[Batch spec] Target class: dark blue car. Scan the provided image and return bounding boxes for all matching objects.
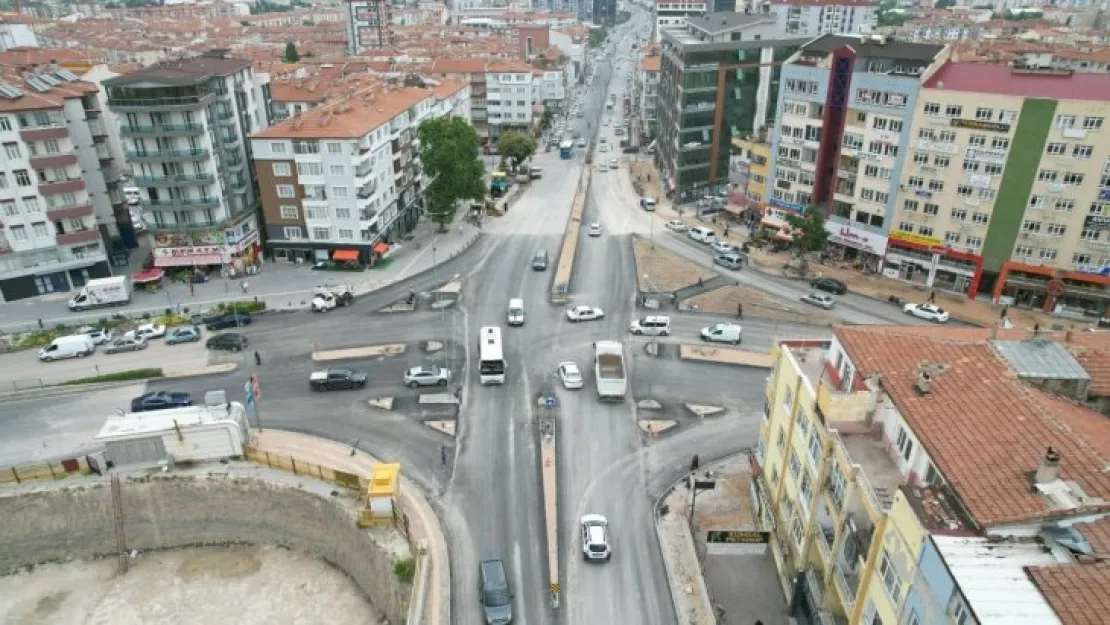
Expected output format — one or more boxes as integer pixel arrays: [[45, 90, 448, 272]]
[[204, 312, 252, 330], [130, 391, 193, 413]]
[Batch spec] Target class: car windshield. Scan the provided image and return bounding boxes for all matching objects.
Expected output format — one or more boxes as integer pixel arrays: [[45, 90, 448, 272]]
[[484, 587, 511, 607]]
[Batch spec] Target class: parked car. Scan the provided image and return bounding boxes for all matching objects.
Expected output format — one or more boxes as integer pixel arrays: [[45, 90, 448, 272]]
[[664, 220, 687, 233], [104, 335, 147, 354], [206, 333, 248, 352], [700, 323, 742, 345], [404, 364, 451, 388], [687, 226, 716, 244], [165, 325, 201, 345], [130, 391, 193, 413], [630, 315, 671, 336], [81, 327, 113, 345], [310, 368, 368, 391], [801, 292, 836, 310], [205, 312, 252, 330], [715, 253, 744, 270], [580, 514, 612, 561], [904, 303, 950, 323], [126, 323, 165, 341], [609, 158, 618, 168], [710, 241, 738, 255], [558, 362, 584, 390], [566, 305, 605, 322], [810, 278, 848, 295], [640, 197, 656, 211], [587, 223, 602, 237]]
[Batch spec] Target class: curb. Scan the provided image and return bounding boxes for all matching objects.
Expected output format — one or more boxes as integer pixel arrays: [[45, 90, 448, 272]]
[[351, 228, 483, 304]]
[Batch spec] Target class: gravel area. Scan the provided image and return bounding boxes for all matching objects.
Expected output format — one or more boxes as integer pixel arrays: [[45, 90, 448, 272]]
[[633, 237, 715, 293], [684, 285, 838, 325]]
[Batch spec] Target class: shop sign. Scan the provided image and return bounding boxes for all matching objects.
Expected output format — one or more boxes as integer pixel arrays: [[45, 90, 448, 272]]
[[950, 118, 1011, 133], [1088, 215, 1110, 231], [890, 229, 943, 249], [825, 222, 888, 255], [153, 245, 226, 260], [1076, 263, 1110, 277], [229, 229, 259, 254], [770, 198, 804, 212], [153, 232, 226, 247], [965, 148, 1007, 164]]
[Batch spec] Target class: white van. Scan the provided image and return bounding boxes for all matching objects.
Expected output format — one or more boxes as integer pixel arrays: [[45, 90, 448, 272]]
[[507, 298, 525, 327], [701, 323, 742, 345], [39, 334, 96, 361], [630, 315, 670, 336], [639, 197, 656, 211], [688, 226, 716, 244]]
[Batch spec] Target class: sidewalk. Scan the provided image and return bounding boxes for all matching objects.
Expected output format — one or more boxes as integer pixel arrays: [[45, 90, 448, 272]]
[[250, 429, 450, 625], [0, 219, 480, 332]]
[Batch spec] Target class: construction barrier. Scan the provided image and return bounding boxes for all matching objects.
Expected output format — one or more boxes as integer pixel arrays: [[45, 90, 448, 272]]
[[0, 457, 90, 484], [243, 446, 363, 491]]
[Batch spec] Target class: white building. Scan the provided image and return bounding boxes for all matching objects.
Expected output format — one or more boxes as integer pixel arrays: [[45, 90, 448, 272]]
[[761, 0, 877, 37], [343, 0, 392, 54], [251, 81, 470, 265], [486, 62, 537, 136], [105, 54, 272, 271], [655, 0, 708, 42], [537, 70, 566, 108]]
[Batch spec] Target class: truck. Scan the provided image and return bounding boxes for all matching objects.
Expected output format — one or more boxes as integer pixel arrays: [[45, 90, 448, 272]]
[[68, 276, 131, 311], [310, 284, 354, 312], [593, 340, 627, 401]]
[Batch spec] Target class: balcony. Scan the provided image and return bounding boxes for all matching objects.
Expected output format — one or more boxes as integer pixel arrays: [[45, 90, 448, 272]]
[[133, 173, 215, 187], [126, 148, 209, 162], [357, 183, 377, 199], [29, 153, 78, 170], [225, 157, 245, 169], [147, 220, 223, 233], [19, 126, 68, 142], [107, 92, 215, 110], [217, 111, 236, 125], [220, 134, 239, 146], [94, 144, 113, 162], [47, 204, 93, 221], [179, 197, 220, 210], [119, 123, 204, 137], [359, 209, 377, 222], [55, 229, 100, 245], [302, 191, 328, 203], [88, 121, 109, 138], [38, 179, 87, 196]]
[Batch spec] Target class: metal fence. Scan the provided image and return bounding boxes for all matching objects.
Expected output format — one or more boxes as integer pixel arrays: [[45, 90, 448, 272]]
[[0, 456, 90, 484], [243, 446, 364, 491]]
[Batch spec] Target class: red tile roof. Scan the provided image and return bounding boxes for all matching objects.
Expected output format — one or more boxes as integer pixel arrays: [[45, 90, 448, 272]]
[[924, 62, 1110, 101], [1027, 564, 1110, 625], [835, 326, 1110, 527]]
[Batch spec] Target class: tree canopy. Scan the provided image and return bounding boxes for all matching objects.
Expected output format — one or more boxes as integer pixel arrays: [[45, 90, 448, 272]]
[[417, 117, 486, 231], [283, 42, 300, 63], [785, 205, 830, 270], [497, 131, 537, 172]]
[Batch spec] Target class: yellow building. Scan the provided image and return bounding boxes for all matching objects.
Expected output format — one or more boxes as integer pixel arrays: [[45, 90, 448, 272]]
[[731, 136, 770, 204]]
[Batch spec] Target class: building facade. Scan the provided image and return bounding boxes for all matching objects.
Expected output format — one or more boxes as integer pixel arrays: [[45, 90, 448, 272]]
[[486, 62, 537, 138], [764, 0, 877, 38], [0, 69, 121, 301], [251, 82, 468, 265], [657, 13, 806, 199], [886, 63, 1110, 315], [655, 0, 708, 42], [766, 35, 946, 269], [636, 53, 661, 141], [732, 136, 770, 203], [105, 55, 272, 271], [343, 0, 392, 54]]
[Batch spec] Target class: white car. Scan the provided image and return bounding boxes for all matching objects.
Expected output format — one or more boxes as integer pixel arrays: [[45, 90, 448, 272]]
[[580, 514, 611, 561], [566, 305, 605, 322], [126, 323, 166, 341], [665, 220, 687, 233], [904, 302, 950, 323], [558, 362, 584, 389], [403, 364, 452, 388], [801, 292, 836, 310], [609, 158, 618, 168], [80, 327, 113, 345], [599, 143, 609, 153], [710, 241, 737, 255], [588, 223, 602, 237]]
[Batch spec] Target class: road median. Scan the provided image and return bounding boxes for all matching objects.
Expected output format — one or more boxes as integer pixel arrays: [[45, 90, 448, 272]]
[[678, 344, 774, 368], [312, 343, 407, 362], [550, 168, 591, 304]]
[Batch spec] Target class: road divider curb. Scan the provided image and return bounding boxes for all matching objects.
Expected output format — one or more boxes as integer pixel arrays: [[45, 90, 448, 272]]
[[549, 168, 591, 304], [312, 343, 407, 362], [163, 362, 239, 378], [684, 404, 725, 418], [678, 344, 774, 368], [425, 420, 456, 437], [367, 397, 394, 410]]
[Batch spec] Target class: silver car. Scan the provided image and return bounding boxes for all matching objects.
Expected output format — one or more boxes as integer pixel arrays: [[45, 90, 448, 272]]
[[104, 336, 148, 354], [801, 292, 836, 310], [404, 364, 451, 388]]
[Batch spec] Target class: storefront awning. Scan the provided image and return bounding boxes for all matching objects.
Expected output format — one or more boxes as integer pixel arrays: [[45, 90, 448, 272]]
[[130, 268, 165, 283], [332, 249, 360, 262], [372, 242, 390, 255], [154, 254, 224, 267]]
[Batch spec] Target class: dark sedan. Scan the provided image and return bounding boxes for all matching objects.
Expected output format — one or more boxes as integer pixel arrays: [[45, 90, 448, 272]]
[[130, 391, 193, 413], [205, 312, 252, 331], [810, 278, 848, 295], [206, 333, 248, 352]]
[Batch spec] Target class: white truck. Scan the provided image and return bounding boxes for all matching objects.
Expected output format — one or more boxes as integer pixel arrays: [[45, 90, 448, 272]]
[[594, 340, 627, 401], [68, 276, 131, 311], [310, 285, 354, 312]]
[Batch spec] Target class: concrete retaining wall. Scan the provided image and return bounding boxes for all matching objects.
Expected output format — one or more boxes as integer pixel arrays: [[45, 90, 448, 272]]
[[0, 475, 410, 622]]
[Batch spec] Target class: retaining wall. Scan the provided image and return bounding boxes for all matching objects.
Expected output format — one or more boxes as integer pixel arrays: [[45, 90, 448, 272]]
[[0, 475, 410, 622]]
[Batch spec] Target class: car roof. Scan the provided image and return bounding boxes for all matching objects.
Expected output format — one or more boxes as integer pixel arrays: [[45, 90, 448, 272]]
[[640, 315, 669, 322], [581, 513, 608, 525], [560, 362, 580, 372]]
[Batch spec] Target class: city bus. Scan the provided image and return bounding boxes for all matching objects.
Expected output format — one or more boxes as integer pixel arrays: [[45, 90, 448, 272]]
[[478, 326, 506, 385], [559, 140, 574, 159]]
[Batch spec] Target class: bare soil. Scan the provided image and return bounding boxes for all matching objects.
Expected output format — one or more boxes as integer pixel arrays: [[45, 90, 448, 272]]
[[684, 285, 837, 326], [633, 237, 715, 293]]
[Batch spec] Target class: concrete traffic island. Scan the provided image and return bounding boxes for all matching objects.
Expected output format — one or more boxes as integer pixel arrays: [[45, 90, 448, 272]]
[[639, 419, 678, 437], [678, 344, 774, 369], [685, 404, 725, 418], [425, 420, 456, 437], [312, 343, 407, 362], [368, 397, 395, 410]]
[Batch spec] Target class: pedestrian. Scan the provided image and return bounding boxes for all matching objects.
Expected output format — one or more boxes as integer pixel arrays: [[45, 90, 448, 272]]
[[697, 277, 703, 288], [737, 303, 744, 319], [690, 454, 700, 472], [440, 445, 447, 466], [1001, 305, 1009, 320], [254, 351, 261, 366], [240, 280, 249, 294], [189, 281, 195, 296], [928, 289, 936, 303]]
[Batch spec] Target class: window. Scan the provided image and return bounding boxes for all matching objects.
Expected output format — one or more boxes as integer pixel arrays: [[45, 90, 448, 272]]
[[1074, 253, 1093, 265], [1041, 249, 1058, 261], [311, 227, 330, 240], [923, 203, 939, 216], [912, 152, 928, 165], [335, 207, 351, 220], [945, 231, 960, 244], [1029, 196, 1045, 209], [296, 162, 323, 176], [281, 226, 303, 239], [879, 553, 903, 603], [923, 102, 940, 116], [271, 163, 291, 177], [0, 116, 10, 131], [332, 186, 348, 199], [1056, 115, 1076, 129], [329, 164, 345, 176], [928, 180, 944, 192], [968, 134, 985, 147], [1083, 116, 1104, 130], [279, 205, 298, 219], [1073, 145, 1094, 159], [937, 131, 956, 143], [934, 155, 950, 168], [14, 170, 30, 186], [951, 599, 971, 625], [21, 197, 38, 213], [3, 142, 19, 159], [896, 427, 914, 461], [1063, 172, 1085, 186], [807, 432, 821, 468], [788, 450, 801, 479], [962, 159, 981, 172], [979, 188, 996, 201], [1022, 220, 1042, 233], [0, 200, 13, 215], [277, 184, 295, 198], [975, 107, 993, 121], [984, 163, 1002, 176], [951, 208, 967, 221], [991, 137, 1010, 150], [1091, 202, 1109, 215], [906, 176, 924, 188], [1000, 110, 1018, 123], [271, 142, 286, 154], [898, 221, 914, 232], [966, 236, 983, 248], [776, 426, 786, 451], [338, 228, 354, 240], [327, 142, 343, 154], [1015, 245, 1034, 257], [43, 139, 59, 154], [903, 200, 919, 212], [972, 212, 989, 225], [944, 104, 962, 117], [1038, 170, 1058, 182], [1055, 199, 1075, 212], [31, 222, 48, 238], [790, 514, 805, 550], [9, 225, 26, 241], [1048, 224, 1067, 237], [956, 185, 972, 198], [918, 226, 934, 237]]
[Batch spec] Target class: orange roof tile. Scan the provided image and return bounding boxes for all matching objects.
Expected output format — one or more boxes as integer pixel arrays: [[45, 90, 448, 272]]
[[835, 325, 1110, 527], [642, 55, 661, 72], [253, 84, 446, 140], [1027, 564, 1110, 625]]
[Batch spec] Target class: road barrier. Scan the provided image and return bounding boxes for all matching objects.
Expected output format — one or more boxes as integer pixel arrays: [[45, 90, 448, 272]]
[[244, 447, 363, 491], [550, 168, 591, 304], [0, 457, 90, 484], [537, 397, 560, 608]]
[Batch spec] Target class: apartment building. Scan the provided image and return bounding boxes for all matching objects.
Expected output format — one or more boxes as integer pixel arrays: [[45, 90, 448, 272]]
[[485, 62, 537, 138], [250, 81, 469, 265], [731, 136, 770, 203], [763, 0, 877, 38], [593, 0, 617, 25], [655, 0, 708, 43], [0, 67, 125, 301], [634, 52, 661, 141], [886, 63, 1110, 315], [657, 13, 808, 200], [105, 55, 272, 271], [766, 35, 946, 269], [756, 326, 1110, 625], [343, 0, 392, 54]]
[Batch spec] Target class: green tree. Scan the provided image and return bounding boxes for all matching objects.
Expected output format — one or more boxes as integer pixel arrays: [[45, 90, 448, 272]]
[[418, 117, 486, 231], [497, 131, 537, 172], [784, 205, 830, 273], [588, 27, 607, 48], [283, 42, 300, 63], [541, 107, 554, 130]]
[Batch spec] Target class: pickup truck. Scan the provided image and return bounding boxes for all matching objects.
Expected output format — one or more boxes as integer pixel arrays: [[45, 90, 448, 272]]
[[593, 340, 627, 401], [311, 285, 354, 312]]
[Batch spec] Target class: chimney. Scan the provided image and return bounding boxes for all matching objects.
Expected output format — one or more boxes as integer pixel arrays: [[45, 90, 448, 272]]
[[914, 369, 932, 395], [1035, 446, 1062, 484]]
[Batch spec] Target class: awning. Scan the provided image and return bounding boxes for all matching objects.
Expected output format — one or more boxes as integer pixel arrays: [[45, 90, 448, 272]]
[[154, 254, 224, 267], [372, 242, 390, 255], [130, 268, 165, 283], [332, 249, 360, 262]]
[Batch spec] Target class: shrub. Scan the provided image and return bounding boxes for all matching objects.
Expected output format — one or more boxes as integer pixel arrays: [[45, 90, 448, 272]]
[[392, 556, 416, 584], [58, 368, 164, 386], [218, 299, 266, 313], [17, 331, 56, 349]]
